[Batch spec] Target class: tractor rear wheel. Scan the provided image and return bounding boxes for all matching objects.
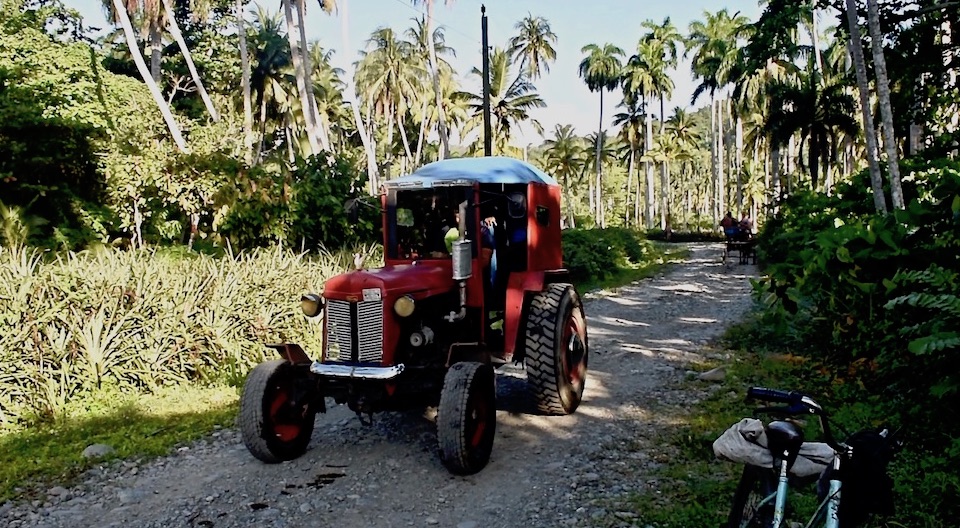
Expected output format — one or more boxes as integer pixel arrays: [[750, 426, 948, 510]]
[[524, 283, 588, 415], [240, 359, 316, 463], [437, 362, 497, 475]]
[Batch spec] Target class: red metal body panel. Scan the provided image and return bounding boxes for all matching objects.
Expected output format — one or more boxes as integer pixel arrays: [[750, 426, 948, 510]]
[[323, 264, 458, 366], [502, 271, 545, 359], [526, 184, 563, 270]]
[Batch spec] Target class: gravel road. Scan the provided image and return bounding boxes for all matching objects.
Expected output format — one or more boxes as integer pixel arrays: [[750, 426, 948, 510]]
[[3, 243, 759, 528]]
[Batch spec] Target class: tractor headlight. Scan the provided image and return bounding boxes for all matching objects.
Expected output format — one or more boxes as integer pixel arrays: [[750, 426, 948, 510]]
[[393, 295, 415, 317], [300, 293, 324, 317]]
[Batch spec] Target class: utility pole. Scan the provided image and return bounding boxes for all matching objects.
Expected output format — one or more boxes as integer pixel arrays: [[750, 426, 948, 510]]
[[481, 5, 492, 156]]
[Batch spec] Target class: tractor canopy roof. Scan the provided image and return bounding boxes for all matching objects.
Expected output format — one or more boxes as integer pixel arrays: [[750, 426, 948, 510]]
[[385, 156, 558, 189]]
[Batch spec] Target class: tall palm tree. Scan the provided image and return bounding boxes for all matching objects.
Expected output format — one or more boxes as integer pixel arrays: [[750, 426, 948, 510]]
[[620, 49, 655, 227], [687, 9, 748, 221], [508, 14, 558, 81], [249, 7, 292, 159], [161, 0, 219, 122], [765, 65, 858, 190], [614, 97, 644, 226], [236, 0, 253, 161], [411, 0, 453, 159], [107, 0, 187, 151], [357, 27, 422, 172], [543, 124, 586, 228], [459, 47, 545, 155], [865, 0, 904, 209], [843, 0, 886, 213], [280, 0, 319, 154], [405, 15, 456, 165], [578, 43, 624, 227]]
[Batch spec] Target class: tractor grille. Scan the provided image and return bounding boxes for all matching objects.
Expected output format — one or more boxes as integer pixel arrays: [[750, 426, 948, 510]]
[[324, 299, 383, 363]]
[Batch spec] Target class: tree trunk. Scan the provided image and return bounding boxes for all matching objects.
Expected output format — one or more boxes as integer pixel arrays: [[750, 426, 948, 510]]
[[844, 0, 888, 213], [414, 99, 428, 166], [150, 21, 162, 82], [113, 0, 188, 152], [339, 0, 379, 191], [625, 147, 635, 226], [295, 0, 329, 152], [770, 142, 781, 206], [594, 90, 604, 227], [281, 0, 320, 156], [710, 95, 718, 220], [236, 0, 253, 162], [425, 1, 451, 159], [717, 98, 725, 215], [866, 0, 905, 209], [659, 96, 668, 229], [162, 0, 219, 122], [644, 93, 655, 228], [735, 115, 744, 211]]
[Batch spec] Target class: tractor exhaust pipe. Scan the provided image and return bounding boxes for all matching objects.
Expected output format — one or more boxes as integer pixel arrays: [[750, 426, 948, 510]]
[[446, 201, 471, 322]]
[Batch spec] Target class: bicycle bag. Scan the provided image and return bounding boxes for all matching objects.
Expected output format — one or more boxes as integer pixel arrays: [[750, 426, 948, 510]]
[[817, 428, 898, 526]]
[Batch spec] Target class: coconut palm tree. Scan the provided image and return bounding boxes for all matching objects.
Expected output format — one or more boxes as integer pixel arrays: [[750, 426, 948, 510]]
[[357, 27, 423, 173], [620, 48, 656, 227], [687, 9, 748, 221], [613, 97, 644, 225], [459, 47, 545, 156], [236, 0, 253, 161], [865, 0, 904, 209], [542, 124, 586, 228], [764, 63, 858, 190], [410, 0, 454, 159], [106, 0, 187, 151], [578, 43, 624, 227], [249, 7, 292, 159], [842, 0, 886, 212], [405, 15, 456, 165], [508, 14, 558, 81], [160, 0, 219, 122]]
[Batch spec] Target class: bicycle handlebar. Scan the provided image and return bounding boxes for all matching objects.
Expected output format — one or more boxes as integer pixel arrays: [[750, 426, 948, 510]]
[[747, 387, 842, 450]]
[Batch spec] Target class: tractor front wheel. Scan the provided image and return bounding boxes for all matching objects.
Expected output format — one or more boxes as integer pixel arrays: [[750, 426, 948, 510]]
[[240, 359, 316, 463], [437, 362, 497, 475], [524, 283, 589, 415]]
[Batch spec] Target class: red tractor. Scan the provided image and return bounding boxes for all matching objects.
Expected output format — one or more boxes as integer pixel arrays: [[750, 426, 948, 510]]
[[239, 157, 589, 474]]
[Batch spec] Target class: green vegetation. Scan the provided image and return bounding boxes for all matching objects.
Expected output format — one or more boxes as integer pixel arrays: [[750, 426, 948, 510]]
[[599, 159, 960, 528]]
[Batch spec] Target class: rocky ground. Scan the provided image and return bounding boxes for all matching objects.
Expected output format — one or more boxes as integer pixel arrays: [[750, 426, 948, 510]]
[[2, 243, 759, 528]]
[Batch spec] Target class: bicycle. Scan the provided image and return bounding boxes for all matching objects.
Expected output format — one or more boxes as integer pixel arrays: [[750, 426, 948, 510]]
[[715, 387, 900, 528]]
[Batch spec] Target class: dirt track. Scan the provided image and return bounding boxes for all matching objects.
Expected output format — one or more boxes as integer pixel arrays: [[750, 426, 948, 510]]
[[4, 243, 759, 528]]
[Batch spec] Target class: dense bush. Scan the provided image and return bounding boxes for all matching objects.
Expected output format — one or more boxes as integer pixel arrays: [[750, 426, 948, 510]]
[[752, 158, 960, 525], [562, 227, 654, 283]]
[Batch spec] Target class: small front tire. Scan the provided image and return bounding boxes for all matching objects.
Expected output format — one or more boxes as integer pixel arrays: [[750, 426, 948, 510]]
[[437, 362, 497, 475], [240, 359, 316, 463]]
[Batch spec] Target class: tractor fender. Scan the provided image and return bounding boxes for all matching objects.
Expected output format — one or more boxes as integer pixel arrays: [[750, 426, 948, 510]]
[[265, 343, 312, 365], [502, 269, 570, 359]]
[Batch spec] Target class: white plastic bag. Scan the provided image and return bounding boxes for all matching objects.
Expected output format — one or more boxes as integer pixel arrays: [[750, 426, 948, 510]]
[[713, 418, 835, 477]]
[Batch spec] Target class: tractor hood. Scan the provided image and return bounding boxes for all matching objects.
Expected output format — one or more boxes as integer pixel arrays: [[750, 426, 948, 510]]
[[323, 263, 455, 300]]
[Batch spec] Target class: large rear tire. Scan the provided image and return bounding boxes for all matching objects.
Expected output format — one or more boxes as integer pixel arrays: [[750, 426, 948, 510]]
[[524, 283, 588, 415], [240, 359, 316, 463], [727, 465, 777, 528], [437, 362, 497, 475]]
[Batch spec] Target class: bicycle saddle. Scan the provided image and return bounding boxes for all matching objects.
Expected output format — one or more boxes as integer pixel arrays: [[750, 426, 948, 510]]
[[767, 420, 804, 470]]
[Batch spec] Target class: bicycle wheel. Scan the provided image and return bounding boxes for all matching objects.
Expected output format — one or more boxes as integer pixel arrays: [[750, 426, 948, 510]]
[[727, 465, 777, 528]]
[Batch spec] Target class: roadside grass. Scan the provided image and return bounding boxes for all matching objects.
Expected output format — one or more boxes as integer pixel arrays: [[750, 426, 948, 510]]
[[594, 314, 942, 527], [0, 384, 238, 502]]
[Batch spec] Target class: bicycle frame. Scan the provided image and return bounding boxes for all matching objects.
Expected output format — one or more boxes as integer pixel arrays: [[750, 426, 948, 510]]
[[758, 451, 844, 528]]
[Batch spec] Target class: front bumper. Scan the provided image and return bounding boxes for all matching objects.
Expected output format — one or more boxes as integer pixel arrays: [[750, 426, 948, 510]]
[[310, 362, 405, 380]]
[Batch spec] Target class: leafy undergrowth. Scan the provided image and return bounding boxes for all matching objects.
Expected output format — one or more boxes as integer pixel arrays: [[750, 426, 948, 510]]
[[595, 316, 954, 527], [0, 384, 238, 502], [576, 241, 687, 294]]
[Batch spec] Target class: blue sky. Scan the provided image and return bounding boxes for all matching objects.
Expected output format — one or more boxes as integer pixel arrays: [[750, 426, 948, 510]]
[[71, 0, 765, 145]]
